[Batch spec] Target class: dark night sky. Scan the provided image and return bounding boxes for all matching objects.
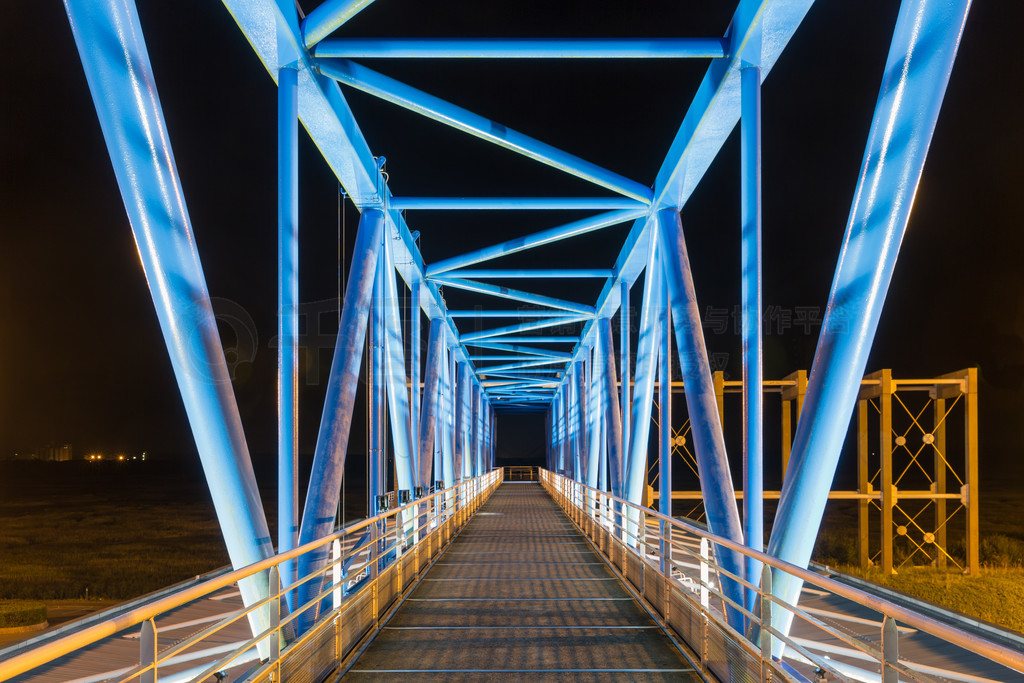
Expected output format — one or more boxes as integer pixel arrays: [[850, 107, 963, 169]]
[[2, 2, 1022, 485]]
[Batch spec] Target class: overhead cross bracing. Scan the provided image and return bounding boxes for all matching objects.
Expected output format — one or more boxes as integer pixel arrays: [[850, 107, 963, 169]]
[[55, 0, 975, 673]]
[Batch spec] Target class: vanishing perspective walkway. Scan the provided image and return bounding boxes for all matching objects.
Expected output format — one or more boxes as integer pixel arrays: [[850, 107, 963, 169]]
[[342, 483, 701, 680]]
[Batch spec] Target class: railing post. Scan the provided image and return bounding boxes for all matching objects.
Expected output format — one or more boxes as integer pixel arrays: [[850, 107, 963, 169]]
[[882, 616, 899, 683], [269, 566, 281, 663], [700, 537, 710, 669], [332, 538, 342, 610], [140, 618, 156, 683], [760, 565, 772, 682]]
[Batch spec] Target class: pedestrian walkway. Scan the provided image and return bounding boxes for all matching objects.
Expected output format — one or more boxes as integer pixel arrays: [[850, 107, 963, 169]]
[[340, 483, 702, 681]]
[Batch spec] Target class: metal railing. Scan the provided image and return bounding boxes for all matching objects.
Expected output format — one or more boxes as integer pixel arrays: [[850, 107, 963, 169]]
[[502, 465, 539, 481], [541, 470, 1024, 683], [0, 469, 502, 682]]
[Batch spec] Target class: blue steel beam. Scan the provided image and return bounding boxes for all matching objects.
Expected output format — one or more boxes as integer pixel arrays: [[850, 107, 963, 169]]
[[562, 0, 821, 374], [383, 236, 416, 495], [624, 247, 664, 511], [301, 0, 376, 48], [586, 344, 603, 489], [657, 208, 745, 629], [478, 336, 579, 344], [313, 38, 729, 59], [461, 317, 589, 343], [219, 0, 474, 375], [450, 310, 580, 318], [465, 342, 573, 359], [766, 0, 972, 650], [391, 197, 645, 211], [741, 64, 764, 605], [417, 320, 444, 488], [481, 358, 569, 374], [64, 0, 276, 645], [620, 280, 631, 467], [410, 279, 421, 484], [429, 277, 596, 316], [426, 209, 646, 276], [317, 59, 653, 203], [296, 210, 383, 626], [442, 269, 613, 280], [597, 319, 624, 499], [655, 0, 816, 209], [440, 343, 455, 487], [277, 66, 299, 593]]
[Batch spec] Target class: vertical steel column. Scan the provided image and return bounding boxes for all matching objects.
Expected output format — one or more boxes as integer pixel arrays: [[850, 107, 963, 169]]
[[625, 244, 663, 509], [473, 383, 483, 477], [656, 208, 745, 627], [766, 0, 972, 649], [741, 64, 764, 605], [454, 362, 469, 480], [440, 343, 456, 487], [620, 280, 631, 461], [277, 66, 299, 592], [417, 319, 444, 487], [598, 318, 624, 500], [382, 235, 415, 495], [410, 280, 421, 481], [369, 245, 386, 510], [586, 345, 603, 489], [575, 360, 587, 483], [295, 210, 383, 629], [658, 281, 672, 570], [62, 0, 276, 644], [658, 280, 673, 502]]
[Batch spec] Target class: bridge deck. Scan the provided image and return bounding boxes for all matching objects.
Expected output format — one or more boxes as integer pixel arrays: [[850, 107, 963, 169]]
[[341, 483, 701, 681]]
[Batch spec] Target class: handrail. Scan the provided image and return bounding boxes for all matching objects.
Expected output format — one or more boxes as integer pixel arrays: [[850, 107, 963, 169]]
[[540, 469, 1024, 680], [0, 469, 503, 682]]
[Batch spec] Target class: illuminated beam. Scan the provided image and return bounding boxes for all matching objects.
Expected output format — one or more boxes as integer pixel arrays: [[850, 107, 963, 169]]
[[430, 277, 595, 316], [443, 269, 613, 279], [64, 0, 276, 647], [766, 0, 972, 652], [277, 66, 299, 595], [657, 208, 745, 629], [481, 336, 579, 343], [427, 209, 644, 276], [460, 317, 588, 342], [317, 59, 654, 203], [449, 310, 576, 318], [296, 210, 383, 629], [466, 342, 573, 359], [301, 0, 376, 49], [482, 358, 568, 374], [417, 320, 444, 487], [597, 319, 624, 499], [314, 37, 728, 59], [391, 197, 645, 211], [741, 63, 764, 608], [655, 0, 817, 209], [383, 236, 416, 496], [623, 247, 663, 515]]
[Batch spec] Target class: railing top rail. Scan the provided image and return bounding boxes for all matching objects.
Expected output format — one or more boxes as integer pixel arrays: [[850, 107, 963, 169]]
[[542, 470, 1024, 674]]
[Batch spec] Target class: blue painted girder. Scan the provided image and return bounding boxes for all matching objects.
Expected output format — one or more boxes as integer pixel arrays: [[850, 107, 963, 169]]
[[765, 0, 973, 651], [317, 59, 653, 203], [313, 38, 728, 59], [64, 0, 278, 647]]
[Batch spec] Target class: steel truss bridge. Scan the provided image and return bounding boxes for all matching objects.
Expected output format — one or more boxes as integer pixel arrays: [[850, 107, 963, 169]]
[[4, 0, 1023, 681]]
